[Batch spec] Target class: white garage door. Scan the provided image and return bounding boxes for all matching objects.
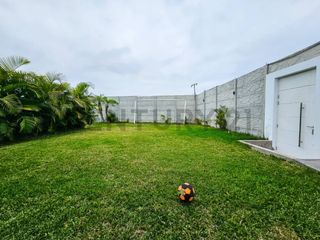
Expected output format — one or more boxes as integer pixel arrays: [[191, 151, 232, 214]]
[[276, 69, 317, 159]]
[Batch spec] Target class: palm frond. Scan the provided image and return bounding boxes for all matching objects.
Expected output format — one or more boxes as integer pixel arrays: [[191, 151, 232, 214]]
[[0, 121, 15, 140], [104, 98, 118, 105], [21, 105, 41, 112], [73, 98, 86, 109], [0, 56, 30, 71], [0, 109, 5, 117], [76, 111, 83, 119], [94, 94, 105, 102], [19, 116, 41, 134], [73, 82, 92, 97], [45, 72, 64, 83], [0, 94, 21, 115]]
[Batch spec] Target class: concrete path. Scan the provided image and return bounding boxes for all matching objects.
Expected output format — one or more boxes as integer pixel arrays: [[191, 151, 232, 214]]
[[297, 159, 320, 172], [239, 140, 320, 172]]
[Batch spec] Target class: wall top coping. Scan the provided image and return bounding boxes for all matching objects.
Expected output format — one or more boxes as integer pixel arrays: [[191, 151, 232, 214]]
[[268, 41, 320, 65]]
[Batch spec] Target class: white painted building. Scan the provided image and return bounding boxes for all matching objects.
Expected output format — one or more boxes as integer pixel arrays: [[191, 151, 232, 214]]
[[265, 56, 320, 159]]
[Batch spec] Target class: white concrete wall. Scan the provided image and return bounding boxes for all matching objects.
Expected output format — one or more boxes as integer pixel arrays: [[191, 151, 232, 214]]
[[266, 43, 320, 139], [103, 42, 320, 139], [236, 66, 266, 136], [108, 95, 195, 123], [265, 56, 320, 158], [107, 69, 266, 136], [268, 43, 320, 73]]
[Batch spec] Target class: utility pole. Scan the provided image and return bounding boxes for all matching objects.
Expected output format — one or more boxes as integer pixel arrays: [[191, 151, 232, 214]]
[[191, 83, 198, 121]]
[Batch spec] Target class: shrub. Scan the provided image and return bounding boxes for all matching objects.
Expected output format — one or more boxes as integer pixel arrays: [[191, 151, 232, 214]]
[[107, 111, 118, 123], [184, 117, 189, 124], [160, 114, 171, 124], [194, 118, 202, 125], [214, 106, 228, 129]]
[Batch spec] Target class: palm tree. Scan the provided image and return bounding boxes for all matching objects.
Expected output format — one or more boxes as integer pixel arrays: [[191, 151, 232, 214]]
[[0, 56, 41, 139], [0, 94, 21, 140], [70, 82, 95, 127], [0, 56, 30, 71], [103, 97, 118, 122], [0, 56, 96, 142], [0, 94, 21, 116], [94, 94, 105, 122]]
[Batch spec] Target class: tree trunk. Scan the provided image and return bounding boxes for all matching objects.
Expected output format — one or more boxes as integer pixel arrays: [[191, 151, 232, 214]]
[[98, 101, 104, 122], [105, 104, 109, 122]]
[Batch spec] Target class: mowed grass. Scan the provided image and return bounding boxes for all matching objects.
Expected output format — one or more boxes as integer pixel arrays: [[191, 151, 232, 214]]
[[1, 124, 319, 239]]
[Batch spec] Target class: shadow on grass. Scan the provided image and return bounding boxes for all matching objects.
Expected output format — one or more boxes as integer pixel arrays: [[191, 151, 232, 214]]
[[0, 127, 88, 148]]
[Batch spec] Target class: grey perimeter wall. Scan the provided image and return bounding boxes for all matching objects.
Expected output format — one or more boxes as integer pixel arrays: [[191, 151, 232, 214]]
[[102, 42, 320, 137]]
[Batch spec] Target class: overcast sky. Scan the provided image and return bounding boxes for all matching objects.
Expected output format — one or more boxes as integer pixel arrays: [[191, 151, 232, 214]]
[[1, 0, 320, 96]]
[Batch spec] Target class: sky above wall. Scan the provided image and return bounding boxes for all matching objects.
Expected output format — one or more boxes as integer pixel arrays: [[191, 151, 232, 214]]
[[1, 0, 320, 96]]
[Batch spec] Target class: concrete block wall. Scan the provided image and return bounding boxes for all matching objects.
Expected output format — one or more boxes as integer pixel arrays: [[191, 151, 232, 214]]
[[110, 96, 137, 122], [106, 65, 266, 136], [108, 95, 195, 123], [106, 71, 267, 137], [268, 42, 320, 73], [216, 80, 237, 130], [200, 87, 217, 126], [196, 66, 266, 136], [102, 42, 320, 138], [235, 66, 266, 136]]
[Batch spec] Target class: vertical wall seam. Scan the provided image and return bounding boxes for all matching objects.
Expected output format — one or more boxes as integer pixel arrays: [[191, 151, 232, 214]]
[[155, 96, 158, 123], [216, 86, 218, 128], [118, 96, 121, 121], [216, 86, 218, 109], [203, 90, 206, 122], [262, 64, 268, 137], [235, 78, 238, 131]]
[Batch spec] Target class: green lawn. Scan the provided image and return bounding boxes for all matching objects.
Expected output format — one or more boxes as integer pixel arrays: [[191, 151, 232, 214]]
[[1, 124, 319, 239]]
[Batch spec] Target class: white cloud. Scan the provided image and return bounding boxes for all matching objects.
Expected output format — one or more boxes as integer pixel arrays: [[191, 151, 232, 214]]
[[0, 0, 319, 96]]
